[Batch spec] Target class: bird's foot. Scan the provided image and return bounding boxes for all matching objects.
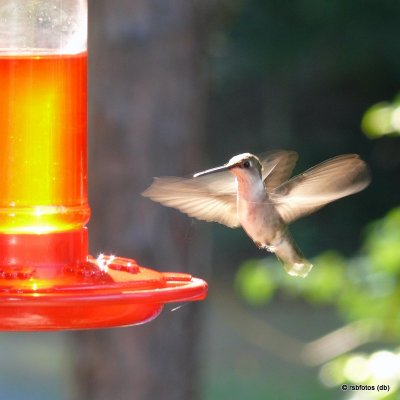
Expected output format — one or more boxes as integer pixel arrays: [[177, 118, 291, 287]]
[[255, 241, 275, 252]]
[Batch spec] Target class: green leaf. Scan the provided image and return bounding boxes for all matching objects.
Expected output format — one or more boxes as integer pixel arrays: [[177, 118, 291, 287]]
[[235, 259, 277, 306]]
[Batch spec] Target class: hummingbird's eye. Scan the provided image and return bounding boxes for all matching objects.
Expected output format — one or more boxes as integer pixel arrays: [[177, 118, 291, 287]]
[[243, 160, 251, 168]]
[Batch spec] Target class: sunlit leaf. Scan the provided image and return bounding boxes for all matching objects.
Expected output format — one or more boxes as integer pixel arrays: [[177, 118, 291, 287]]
[[301, 251, 346, 305], [365, 207, 400, 274], [362, 95, 400, 139], [320, 349, 400, 397], [319, 357, 347, 387], [234, 259, 276, 306], [362, 102, 396, 138]]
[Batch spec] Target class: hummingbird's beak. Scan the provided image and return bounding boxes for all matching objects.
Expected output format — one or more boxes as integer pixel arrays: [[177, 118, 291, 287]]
[[193, 163, 235, 178]]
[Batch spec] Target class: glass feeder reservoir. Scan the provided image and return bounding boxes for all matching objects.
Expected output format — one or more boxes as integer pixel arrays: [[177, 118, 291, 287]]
[[0, 0, 207, 330]]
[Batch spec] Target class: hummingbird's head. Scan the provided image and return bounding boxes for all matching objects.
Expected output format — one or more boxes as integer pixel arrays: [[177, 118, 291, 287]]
[[194, 152, 262, 183], [226, 153, 262, 178]]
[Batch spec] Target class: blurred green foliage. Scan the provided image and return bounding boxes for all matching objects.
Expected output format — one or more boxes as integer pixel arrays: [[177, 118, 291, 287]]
[[235, 259, 276, 305], [236, 206, 400, 325], [235, 206, 400, 398], [362, 95, 400, 138], [320, 349, 400, 399]]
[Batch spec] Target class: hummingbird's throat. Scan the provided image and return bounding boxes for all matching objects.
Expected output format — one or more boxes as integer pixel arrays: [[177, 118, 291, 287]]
[[235, 176, 265, 203]]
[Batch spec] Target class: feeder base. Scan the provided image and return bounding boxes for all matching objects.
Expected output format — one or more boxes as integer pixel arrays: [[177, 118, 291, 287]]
[[0, 255, 207, 331]]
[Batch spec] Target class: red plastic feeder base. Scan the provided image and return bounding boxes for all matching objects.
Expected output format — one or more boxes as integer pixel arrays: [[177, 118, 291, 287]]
[[0, 230, 208, 330]]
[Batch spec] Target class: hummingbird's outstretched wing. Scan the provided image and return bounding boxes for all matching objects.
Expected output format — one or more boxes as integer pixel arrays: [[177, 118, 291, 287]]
[[142, 173, 240, 228], [260, 150, 299, 191], [271, 154, 371, 224]]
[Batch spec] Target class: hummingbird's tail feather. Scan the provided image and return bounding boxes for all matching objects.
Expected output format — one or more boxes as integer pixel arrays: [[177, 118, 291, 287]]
[[273, 233, 313, 278], [281, 259, 313, 278]]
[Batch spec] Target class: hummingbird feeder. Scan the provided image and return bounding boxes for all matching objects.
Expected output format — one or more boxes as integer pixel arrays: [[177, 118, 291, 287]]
[[0, 0, 207, 330]]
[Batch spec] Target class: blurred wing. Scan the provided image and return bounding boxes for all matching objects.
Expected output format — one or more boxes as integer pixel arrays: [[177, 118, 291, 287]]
[[271, 154, 371, 224], [260, 150, 299, 191], [142, 172, 240, 228]]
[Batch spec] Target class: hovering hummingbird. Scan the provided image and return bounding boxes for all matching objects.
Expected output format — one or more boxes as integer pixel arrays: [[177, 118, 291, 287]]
[[142, 150, 370, 278]]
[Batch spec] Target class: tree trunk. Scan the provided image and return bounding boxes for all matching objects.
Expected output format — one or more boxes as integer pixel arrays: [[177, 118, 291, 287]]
[[72, 1, 210, 399]]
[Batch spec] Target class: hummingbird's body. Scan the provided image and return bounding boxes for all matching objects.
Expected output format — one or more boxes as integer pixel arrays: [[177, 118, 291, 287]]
[[236, 174, 279, 246], [237, 187, 306, 275], [239, 193, 276, 247], [142, 150, 370, 277]]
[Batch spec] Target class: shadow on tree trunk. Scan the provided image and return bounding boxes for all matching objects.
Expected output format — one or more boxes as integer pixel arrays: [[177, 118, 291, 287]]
[[72, 1, 212, 399]]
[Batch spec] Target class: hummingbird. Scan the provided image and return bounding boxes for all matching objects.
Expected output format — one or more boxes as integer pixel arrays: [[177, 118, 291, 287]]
[[142, 150, 370, 278]]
